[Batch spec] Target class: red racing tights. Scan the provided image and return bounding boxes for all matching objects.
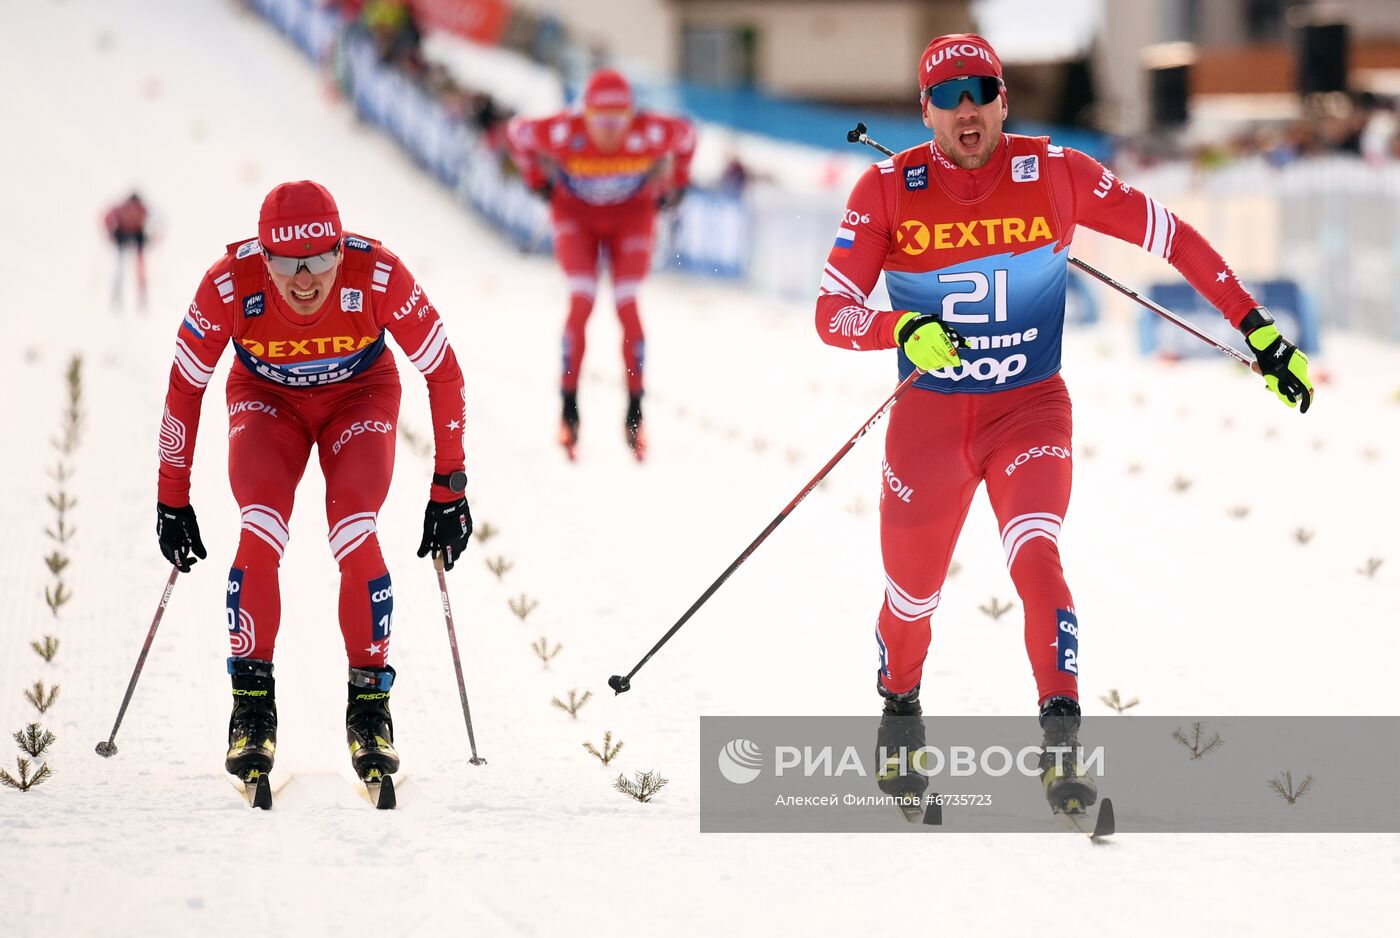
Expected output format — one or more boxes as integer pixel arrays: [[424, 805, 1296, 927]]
[[223, 363, 401, 669], [552, 205, 655, 395], [876, 374, 1079, 706]]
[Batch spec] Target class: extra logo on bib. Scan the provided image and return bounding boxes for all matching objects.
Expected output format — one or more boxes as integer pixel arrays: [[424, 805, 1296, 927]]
[[904, 164, 928, 191], [1011, 155, 1039, 182], [341, 288, 364, 313], [243, 292, 265, 318]]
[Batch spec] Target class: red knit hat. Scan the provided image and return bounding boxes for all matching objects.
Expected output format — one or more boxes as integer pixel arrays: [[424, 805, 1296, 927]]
[[919, 33, 1003, 91], [258, 180, 341, 256], [583, 68, 633, 111]]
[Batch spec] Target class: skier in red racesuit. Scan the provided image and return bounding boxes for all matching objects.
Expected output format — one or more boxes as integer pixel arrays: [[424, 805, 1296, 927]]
[[154, 181, 474, 785], [104, 192, 150, 309], [506, 68, 696, 460], [816, 35, 1314, 811]]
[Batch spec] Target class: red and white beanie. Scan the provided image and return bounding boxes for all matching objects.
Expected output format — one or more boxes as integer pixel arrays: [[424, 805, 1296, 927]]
[[583, 68, 633, 111]]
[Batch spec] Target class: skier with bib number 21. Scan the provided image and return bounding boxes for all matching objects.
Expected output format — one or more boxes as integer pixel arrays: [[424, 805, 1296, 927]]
[[815, 34, 1313, 815]]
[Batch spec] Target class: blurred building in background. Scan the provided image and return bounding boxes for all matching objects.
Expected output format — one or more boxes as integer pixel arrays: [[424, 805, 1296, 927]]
[[1098, 0, 1400, 143], [509, 0, 975, 100], [265, 0, 1396, 340], [670, 0, 975, 105]]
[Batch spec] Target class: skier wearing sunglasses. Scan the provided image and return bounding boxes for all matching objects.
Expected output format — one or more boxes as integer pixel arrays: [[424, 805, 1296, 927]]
[[506, 68, 696, 461], [154, 180, 472, 789], [815, 35, 1312, 815]]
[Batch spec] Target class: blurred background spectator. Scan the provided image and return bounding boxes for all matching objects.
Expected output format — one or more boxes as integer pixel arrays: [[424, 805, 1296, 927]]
[[103, 190, 151, 311]]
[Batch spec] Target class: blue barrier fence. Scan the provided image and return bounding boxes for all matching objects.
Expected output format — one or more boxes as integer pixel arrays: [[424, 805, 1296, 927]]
[[249, 0, 751, 281], [1141, 280, 1320, 358], [674, 84, 1112, 163]]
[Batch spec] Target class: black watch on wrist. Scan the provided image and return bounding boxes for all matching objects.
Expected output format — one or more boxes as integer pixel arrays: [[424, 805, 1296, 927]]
[[432, 470, 468, 494], [1238, 306, 1274, 336]]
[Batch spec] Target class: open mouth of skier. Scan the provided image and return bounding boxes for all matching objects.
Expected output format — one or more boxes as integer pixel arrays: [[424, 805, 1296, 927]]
[[289, 285, 319, 303], [956, 129, 982, 154]]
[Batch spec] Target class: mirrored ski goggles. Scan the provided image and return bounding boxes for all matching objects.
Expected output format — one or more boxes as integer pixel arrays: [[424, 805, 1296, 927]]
[[263, 244, 341, 277], [922, 75, 1004, 110]]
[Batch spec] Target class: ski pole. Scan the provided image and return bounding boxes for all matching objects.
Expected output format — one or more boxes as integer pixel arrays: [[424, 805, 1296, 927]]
[[95, 566, 180, 757], [1064, 256, 1256, 369], [846, 123, 1260, 371], [435, 555, 486, 765], [609, 369, 924, 695]]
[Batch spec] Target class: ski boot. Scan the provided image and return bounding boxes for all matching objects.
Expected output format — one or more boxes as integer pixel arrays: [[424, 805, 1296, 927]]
[[225, 657, 277, 782], [874, 681, 929, 816], [624, 393, 647, 461], [559, 391, 579, 460], [347, 665, 400, 778], [1038, 696, 1098, 814]]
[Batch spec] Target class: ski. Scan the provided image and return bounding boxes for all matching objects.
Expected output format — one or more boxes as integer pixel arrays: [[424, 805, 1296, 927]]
[[235, 770, 272, 810], [559, 423, 578, 461], [624, 425, 647, 462], [1056, 796, 1114, 841], [894, 792, 942, 826], [227, 770, 297, 809], [358, 768, 397, 810]]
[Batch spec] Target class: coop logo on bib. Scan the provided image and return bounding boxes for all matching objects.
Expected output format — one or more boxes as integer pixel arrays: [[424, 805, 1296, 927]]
[[925, 353, 1028, 385]]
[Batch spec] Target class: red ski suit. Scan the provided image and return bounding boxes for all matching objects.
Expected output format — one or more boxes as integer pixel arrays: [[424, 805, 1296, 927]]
[[817, 136, 1259, 704], [159, 234, 466, 668], [506, 110, 695, 394]]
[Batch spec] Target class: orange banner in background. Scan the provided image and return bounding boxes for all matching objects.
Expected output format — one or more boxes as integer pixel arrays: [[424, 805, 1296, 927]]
[[411, 0, 510, 45]]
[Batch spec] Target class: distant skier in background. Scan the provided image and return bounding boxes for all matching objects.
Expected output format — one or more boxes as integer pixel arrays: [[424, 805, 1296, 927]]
[[506, 68, 696, 461], [816, 34, 1314, 815], [104, 191, 150, 309], [153, 180, 473, 792]]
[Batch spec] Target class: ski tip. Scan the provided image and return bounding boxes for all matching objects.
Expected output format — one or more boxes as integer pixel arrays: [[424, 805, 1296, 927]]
[[608, 674, 630, 695], [558, 426, 579, 461], [922, 799, 943, 826], [376, 774, 396, 810], [1092, 797, 1115, 839], [250, 772, 273, 810]]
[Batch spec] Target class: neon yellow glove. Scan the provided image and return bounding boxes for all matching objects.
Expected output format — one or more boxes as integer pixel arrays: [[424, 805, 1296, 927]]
[[896, 312, 963, 372], [1242, 308, 1313, 413]]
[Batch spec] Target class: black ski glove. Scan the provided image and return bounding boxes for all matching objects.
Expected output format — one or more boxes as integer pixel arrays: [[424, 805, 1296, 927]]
[[156, 502, 207, 573], [417, 497, 473, 571]]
